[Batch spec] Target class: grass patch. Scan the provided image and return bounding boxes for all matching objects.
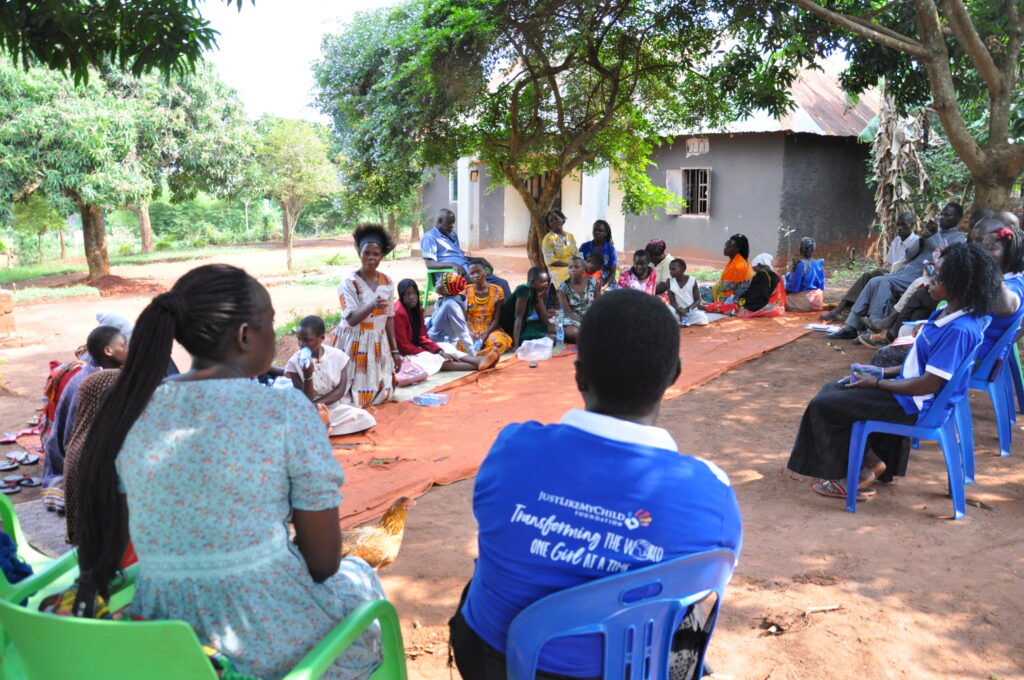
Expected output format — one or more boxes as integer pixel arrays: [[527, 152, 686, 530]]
[[111, 247, 251, 266], [0, 262, 86, 285], [276, 310, 342, 341], [12, 285, 99, 303]]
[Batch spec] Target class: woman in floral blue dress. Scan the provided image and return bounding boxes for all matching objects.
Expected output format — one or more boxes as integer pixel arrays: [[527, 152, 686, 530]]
[[75, 263, 385, 680]]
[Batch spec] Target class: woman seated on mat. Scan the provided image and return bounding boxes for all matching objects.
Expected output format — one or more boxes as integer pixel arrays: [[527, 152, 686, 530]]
[[706, 253, 784, 317], [426, 273, 501, 371], [397, 278, 499, 374], [707, 234, 754, 304], [578, 219, 618, 289], [557, 255, 600, 343], [284, 315, 376, 436], [467, 257, 512, 298], [76, 263, 385, 679], [784, 237, 826, 312], [617, 249, 657, 294], [499, 266, 553, 348], [668, 258, 708, 327], [466, 262, 514, 356], [786, 242, 998, 501]]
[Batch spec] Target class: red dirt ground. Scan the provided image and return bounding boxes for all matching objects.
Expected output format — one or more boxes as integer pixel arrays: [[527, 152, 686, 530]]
[[1, 242, 1022, 679]]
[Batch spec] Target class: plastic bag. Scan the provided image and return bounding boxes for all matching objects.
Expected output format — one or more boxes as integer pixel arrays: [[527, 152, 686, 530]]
[[517, 336, 554, 362], [396, 359, 428, 387]]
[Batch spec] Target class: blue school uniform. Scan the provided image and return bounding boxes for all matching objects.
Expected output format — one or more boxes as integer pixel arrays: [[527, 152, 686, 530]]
[[461, 409, 742, 678], [977, 273, 1024, 361], [579, 240, 618, 283], [896, 308, 985, 420], [784, 258, 825, 293]]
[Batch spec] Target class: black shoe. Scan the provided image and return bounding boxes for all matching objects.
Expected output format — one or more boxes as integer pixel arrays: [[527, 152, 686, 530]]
[[827, 326, 858, 340]]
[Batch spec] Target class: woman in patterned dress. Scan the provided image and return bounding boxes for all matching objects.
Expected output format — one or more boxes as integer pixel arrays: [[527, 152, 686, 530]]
[[541, 209, 578, 292], [466, 260, 513, 355], [333, 224, 400, 407], [557, 255, 600, 343], [75, 263, 385, 679]]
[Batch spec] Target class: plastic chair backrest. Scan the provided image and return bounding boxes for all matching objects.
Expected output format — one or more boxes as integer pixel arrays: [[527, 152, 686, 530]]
[[916, 317, 989, 429], [506, 549, 736, 680], [0, 494, 25, 551], [975, 313, 1024, 382], [0, 597, 217, 680]]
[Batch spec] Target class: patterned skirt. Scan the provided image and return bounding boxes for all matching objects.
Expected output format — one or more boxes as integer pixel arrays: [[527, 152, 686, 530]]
[[334, 326, 395, 407]]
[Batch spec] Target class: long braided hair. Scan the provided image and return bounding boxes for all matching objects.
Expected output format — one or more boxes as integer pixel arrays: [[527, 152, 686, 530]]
[[76, 264, 263, 595]]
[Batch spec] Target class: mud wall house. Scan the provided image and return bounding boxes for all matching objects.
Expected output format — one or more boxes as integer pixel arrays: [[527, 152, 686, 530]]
[[421, 70, 880, 263]]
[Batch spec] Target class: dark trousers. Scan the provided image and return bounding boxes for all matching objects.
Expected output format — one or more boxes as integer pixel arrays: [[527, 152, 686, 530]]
[[788, 380, 916, 481], [449, 582, 711, 680], [842, 268, 888, 305]]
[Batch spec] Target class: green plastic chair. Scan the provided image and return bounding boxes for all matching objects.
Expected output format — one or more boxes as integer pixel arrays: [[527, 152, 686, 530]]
[[422, 267, 456, 309], [0, 589, 407, 680], [0, 494, 77, 603]]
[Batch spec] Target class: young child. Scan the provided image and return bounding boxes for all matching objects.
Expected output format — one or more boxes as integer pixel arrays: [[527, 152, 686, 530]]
[[284, 315, 376, 436], [583, 251, 605, 284], [668, 258, 709, 326]]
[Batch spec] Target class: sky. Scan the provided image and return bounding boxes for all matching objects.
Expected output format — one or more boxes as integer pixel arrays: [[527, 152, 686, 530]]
[[200, 0, 396, 122]]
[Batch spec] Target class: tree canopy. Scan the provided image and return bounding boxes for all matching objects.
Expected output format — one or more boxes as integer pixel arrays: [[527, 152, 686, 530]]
[[726, 0, 1024, 210], [0, 1, 250, 83], [316, 0, 762, 264]]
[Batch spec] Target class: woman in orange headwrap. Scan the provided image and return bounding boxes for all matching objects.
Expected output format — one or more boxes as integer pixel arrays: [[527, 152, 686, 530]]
[[425, 272, 500, 371], [708, 233, 754, 305]]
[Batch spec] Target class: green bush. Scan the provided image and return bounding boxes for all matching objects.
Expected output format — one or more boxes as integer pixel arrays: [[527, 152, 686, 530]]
[[190, 238, 209, 249], [116, 243, 135, 256], [154, 239, 174, 251]]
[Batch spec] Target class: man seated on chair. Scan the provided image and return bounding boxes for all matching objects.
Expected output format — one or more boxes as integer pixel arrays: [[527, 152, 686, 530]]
[[449, 289, 743, 680], [421, 208, 468, 277]]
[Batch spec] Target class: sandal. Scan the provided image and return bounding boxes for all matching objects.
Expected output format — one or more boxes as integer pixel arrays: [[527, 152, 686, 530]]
[[811, 479, 877, 500], [0, 482, 20, 495], [3, 474, 41, 487], [5, 450, 39, 466], [0, 460, 18, 472]]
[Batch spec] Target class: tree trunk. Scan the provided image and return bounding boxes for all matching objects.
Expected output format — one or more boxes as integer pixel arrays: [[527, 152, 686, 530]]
[[411, 184, 424, 242], [972, 174, 1014, 211], [80, 203, 110, 280], [387, 212, 398, 242], [281, 201, 303, 273], [127, 203, 154, 253], [37, 233, 43, 262], [58, 228, 66, 259]]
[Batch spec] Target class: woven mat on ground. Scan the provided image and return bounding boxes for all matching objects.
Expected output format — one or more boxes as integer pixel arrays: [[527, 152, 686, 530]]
[[333, 312, 815, 528]]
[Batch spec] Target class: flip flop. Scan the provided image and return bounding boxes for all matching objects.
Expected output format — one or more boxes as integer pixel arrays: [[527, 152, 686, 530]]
[[3, 474, 40, 487], [5, 451, 39, 466], [0, 460, 18, 472], [0, 482, 20, 495], [811, 479, 877, 501], [0, 433, 17, 445]]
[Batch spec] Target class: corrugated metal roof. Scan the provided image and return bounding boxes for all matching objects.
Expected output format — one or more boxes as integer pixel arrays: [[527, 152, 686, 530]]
[[676, 68, 880, 138]]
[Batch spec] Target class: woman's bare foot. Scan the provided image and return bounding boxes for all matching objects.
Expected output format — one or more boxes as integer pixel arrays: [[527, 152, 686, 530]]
[[316, 403, 331, 431], [479, 350, 500, 371]]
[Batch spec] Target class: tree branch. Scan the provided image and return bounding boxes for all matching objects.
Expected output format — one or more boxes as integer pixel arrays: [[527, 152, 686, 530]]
[[942, 0, 1003, 99], [790, 0, 930, 58]]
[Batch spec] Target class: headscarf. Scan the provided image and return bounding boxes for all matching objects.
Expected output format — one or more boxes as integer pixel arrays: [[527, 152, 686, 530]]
[[397, 279, 422, 335], [645, 239, 667, 257], [96, 311, 134, 343], [994, 227, 1015, 242], [751, 253, 774, 268], [441, 272, 467, 296]]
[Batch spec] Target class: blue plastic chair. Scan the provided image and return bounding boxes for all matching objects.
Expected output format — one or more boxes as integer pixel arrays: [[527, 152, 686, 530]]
[[845, 340, 985, 520], [1010, 344, 1024, 414], [505, 549, 737, 680], [954, 320, 1024, 479]]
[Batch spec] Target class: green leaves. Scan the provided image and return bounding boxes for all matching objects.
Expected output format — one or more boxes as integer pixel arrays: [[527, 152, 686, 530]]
[[0, 1, 252, 84]]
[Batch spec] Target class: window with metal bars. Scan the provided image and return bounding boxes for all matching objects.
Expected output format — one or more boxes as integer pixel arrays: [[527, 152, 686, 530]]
[[665, 168, 710, 216]]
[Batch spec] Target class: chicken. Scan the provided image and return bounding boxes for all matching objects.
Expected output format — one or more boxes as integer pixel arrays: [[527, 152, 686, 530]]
[[340, 497, 415, 571]]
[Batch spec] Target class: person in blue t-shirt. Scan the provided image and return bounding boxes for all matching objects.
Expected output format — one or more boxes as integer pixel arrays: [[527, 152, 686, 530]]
[[784, 237, 826, 312], [450, 288, 743, 680], [421, 209, 468, 276], [788, 242, 1001, 501]]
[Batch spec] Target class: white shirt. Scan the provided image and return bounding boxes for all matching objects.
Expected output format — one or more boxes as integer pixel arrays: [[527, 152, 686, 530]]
[[886, 233, 920, 267], [285, 345, 350, 399]]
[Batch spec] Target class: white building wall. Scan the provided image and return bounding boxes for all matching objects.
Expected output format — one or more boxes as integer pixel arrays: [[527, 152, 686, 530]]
[[455, 158, 480, 250], [502, 185, 531, 246]]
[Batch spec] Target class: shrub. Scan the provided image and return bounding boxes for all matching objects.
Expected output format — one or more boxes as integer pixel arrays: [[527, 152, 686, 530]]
[[154, 239, 174, 251], [116, 243, 135, 257], [190, 238, 209, 249]]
